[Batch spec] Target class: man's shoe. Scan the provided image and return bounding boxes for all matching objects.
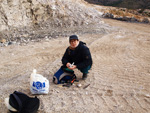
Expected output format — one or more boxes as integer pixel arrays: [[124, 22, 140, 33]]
[[82, 73, 88, 80]]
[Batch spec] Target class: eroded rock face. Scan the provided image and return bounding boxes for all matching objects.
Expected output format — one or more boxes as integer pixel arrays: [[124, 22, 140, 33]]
[[0, 0, 32, 30], [102, 8, 150, 23], [0, 0, 103, 39]]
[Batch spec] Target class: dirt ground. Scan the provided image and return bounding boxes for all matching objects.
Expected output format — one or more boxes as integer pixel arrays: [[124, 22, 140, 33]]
[[0, 19, 150, 113]]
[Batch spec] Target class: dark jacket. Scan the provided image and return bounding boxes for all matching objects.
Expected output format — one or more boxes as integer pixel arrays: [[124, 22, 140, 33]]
[[62, 41, 92, 69]]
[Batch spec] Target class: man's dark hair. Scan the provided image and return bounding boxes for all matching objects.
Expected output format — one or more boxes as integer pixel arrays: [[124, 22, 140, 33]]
[[69, 35, 79, 42]]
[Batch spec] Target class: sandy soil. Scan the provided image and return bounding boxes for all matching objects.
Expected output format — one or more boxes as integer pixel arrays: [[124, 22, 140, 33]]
[[0, 19, 150, 113]]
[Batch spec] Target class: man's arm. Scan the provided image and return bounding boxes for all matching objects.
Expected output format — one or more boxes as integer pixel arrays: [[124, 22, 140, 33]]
[[76, 47, 92, 69], [61, 48, 69, 66]]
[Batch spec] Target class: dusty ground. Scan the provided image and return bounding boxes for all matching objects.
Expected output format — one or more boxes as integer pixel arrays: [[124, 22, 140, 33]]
[[0, 19, 150, 113]]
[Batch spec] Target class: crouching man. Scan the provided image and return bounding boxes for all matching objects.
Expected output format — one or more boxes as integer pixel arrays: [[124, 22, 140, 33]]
[[61, 35, 92, 80]]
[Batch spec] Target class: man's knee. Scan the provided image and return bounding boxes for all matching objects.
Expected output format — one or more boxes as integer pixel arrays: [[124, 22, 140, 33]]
[[79, 65, 91, 74]]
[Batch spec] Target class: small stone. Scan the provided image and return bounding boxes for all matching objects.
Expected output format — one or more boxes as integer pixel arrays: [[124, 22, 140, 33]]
[[77, 83, 82, 88], [8, 42, 13, 45], [0, 39, 6, 43], [4, 43, 8, 47], [145, 94, 150, 98], [85, 92, 88, 95], [142, 18, 149, 23]]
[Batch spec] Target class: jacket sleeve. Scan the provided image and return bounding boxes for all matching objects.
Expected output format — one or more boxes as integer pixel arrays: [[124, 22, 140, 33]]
[[76, 46, 92, 69], [61, 48, 69, 66]]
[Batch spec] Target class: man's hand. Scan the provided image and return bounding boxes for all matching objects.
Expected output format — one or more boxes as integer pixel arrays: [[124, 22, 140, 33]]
[[66, 62, 76, 70], [66, 63, 71, 68], [68, 65, 76, 70]]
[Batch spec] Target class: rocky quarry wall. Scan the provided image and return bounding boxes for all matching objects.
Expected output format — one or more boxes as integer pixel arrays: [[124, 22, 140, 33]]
[[0, 0, 105, 43]]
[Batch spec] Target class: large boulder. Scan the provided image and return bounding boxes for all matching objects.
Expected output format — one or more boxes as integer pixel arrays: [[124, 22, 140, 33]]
[[142, 18, 149, 23]]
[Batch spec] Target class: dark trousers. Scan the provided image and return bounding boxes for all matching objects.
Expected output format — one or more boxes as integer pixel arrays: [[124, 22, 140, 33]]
[[63, 65, 91, 74]]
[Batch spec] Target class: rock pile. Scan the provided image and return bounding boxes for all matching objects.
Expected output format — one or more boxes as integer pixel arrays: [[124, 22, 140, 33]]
[[102, 8, 150, 23], [0, 0, 105, 44]]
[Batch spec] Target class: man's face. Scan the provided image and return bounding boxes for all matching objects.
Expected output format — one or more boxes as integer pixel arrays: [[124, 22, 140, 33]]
[[70, 39, 79, 48]]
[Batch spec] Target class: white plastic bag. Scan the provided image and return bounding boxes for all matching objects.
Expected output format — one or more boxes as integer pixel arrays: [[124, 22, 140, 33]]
[[30, 69, 49, 94]]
